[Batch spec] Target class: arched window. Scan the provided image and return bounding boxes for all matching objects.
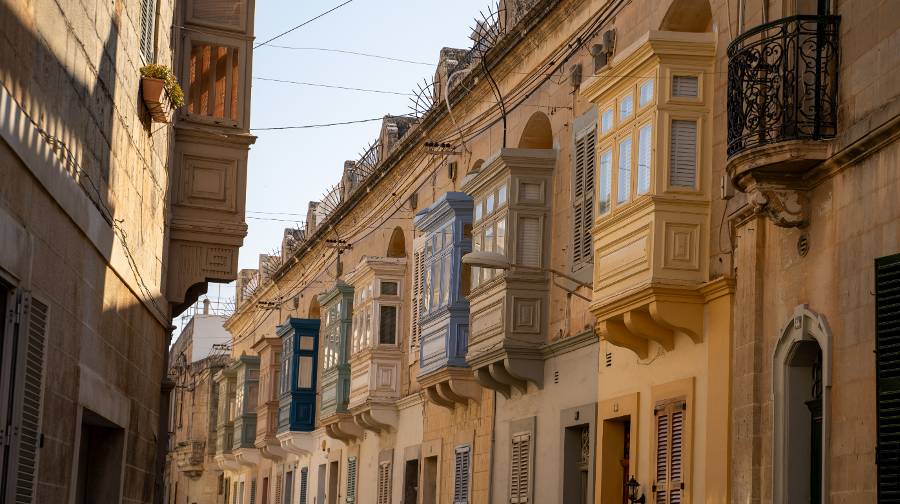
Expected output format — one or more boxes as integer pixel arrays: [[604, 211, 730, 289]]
[[773, 305, 832, 504], [387, 226, 407, 258], [307, 296, 321, 319]]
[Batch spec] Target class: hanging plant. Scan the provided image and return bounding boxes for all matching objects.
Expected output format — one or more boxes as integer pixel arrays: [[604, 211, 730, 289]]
[[140, 64, 184, 122]]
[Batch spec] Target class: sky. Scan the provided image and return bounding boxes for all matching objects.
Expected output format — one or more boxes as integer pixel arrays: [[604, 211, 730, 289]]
[[243, 0, 492, 267]]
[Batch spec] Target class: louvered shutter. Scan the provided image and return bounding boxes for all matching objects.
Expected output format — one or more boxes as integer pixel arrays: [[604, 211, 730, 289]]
[[299, 468, 308, 504], [654, 401, 686, 504], [346, 457, 358, 503], [410, 237, 426, 351], [672, 76, 698, 98], [274, 473, 283, 504], [139, 0, 157, 62], [510, 432, 532, 503], [516, 217, 542, 268], [1, 292, 48, 504], [572, 128, 597, 265], [454, 446, 471, 504], [250, 479, 257, 504], [876, 254, 900, 503], [376, 461, 392, 504], [283, 471, 293, 504], [669, 121, 697, 189]]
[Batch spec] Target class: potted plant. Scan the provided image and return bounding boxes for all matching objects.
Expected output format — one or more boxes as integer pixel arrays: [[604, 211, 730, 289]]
[[140, 64, 185, 123]]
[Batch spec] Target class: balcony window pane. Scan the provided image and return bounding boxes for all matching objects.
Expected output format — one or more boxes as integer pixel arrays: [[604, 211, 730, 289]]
[[442, 254, 451, 306], [485, 226, 495, 253], [473, 231, 482, 252], [498, 184, 507, 206], [486, 194, 495, 215], [424, 265, 432, 312], [640, 80, 654, 107], [619, 95, 634, 120], [637, 124, 652, 194], [246, 382, 258, 413], [299, 336, 314, 351], [617, 137, 632, 203], [297, 356, 313, 389], [475, 200, 483, 221], [364, 306, 373, 347], [379, 305, 398, 344], [496, 218, 506, 255], [601, 109, 614, 134], [599, 150, 612, 214]]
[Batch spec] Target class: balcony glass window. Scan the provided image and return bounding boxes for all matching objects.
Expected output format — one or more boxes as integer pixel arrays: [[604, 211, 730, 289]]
[[379, 306, 398, 344], [617, 137, 633, 203], [639, 79, 654, 107], [599, 150, 613, 214], [601, 108, 614, 134], [297, 356, 313, 389], [381, 281, 398, 296], [619, 95, 634, 121], [637, 123, 652, 195]]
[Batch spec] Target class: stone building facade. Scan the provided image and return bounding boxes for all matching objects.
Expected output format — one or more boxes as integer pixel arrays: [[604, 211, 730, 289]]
[[211, 0, 899, 504], [0, 0, 255, 502]]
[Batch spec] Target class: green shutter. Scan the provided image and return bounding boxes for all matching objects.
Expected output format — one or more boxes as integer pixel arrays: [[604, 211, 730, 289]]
[[877, 253, 900, 503]]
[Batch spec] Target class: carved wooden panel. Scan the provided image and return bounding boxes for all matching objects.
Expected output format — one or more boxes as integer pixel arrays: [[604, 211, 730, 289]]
[[179, 154, 237, 211], [512, 297, 540, 333], [663, 222, 700, 271]]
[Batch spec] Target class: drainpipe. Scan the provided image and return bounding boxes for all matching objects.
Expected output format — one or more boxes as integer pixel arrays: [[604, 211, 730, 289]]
[[487, 390, 497, 504], [155, 325, 176, 504]]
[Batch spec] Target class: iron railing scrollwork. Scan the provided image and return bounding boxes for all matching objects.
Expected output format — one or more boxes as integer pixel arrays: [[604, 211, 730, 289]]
[[727, 15, 840, 157]]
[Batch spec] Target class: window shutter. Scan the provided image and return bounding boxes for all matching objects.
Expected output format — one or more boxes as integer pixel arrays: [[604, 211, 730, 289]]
[[876, 254, 900, 503], [669, 121, 697, 189], [346, 457, 357, 504], [139, 0, 157, 62], [410, 237, 426, 351], [510, 432, 532, 503], [672, 76, 698, 98], [454, 446, 471, 504], [572, 128, 596, 265], [2, 292, 48, 504], [654, 401, 686, 504], [274, 473, 282, 504], [377, 461, 392, 504], [250, 479, 257, 504], [299, 468, 308, 504], [516, 217, 542, 268]]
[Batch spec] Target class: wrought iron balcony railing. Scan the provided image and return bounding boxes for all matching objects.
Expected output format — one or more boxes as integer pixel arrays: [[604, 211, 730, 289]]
[[727, 15, 840, 157]]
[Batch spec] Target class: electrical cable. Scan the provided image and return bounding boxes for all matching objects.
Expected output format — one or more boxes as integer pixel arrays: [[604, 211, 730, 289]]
[[266, 45, 432, 66], [254, 77, 415, 96], [254, 0, 356, 49]]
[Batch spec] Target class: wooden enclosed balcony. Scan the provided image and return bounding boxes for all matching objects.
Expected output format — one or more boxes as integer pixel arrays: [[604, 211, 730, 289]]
[[318, 283, 363, 442], [462, 148, 556, 396], [276, 318, 320, 456], [231, 355, 260, 467], [726, 15, 840, 227], [251, 335, 285, 460], [345, 257, 405, 434], [213, 366, 239, 471]]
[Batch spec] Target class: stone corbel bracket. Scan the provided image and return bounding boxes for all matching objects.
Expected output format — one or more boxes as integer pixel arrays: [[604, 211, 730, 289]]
[[233, 448, 260, 468], [258, 440, 288, 461], [324, 415, 364, 444], [469, 344, 544, 399], [592, 284, 707, 359], [352, 404, 399, 435], [420, 367, 482, 410], [746, 182, 808, 228], [277, 431, 316, 457], [214, 454, 240, 472]]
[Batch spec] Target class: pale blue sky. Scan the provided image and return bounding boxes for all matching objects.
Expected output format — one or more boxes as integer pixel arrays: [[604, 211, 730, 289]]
[[243, 0, 492, 270]]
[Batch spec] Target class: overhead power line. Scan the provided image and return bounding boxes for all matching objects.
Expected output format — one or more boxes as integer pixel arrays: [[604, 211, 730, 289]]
[[251, 115, 411, 131], [267, 45, 432, 66], [254, 77, 414, 96], [255, 0, 356, 49]]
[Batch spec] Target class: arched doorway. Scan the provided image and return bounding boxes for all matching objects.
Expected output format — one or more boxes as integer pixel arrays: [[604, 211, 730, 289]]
[[518, 112, 553, 149], [387, 226, 407, 258], [658, 0, 712, 33]]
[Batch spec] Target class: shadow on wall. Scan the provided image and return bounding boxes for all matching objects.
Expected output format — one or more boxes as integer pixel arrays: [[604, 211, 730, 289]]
[[0, 3, 172, 503]]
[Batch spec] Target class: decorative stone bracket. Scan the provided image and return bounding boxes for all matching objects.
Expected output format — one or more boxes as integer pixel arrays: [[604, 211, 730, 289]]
[[352, 403, 398, 435], [420, 368, 481, 410], [233, 447, 260, 467], [277, 431, 316, 457], [323, 415, 364, 443], [593, 285, 705, 359], [470, 344, 544, 399], [746, 183, 808, 228]]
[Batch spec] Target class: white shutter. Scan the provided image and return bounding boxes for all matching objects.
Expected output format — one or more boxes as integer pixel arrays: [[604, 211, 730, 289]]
[[346, 457, 357, 503], [410, 237, 426, 351], [654, 401, 686, 504], [669, 120, 697, 189], [299, 467, 309, 504], [572, 128, 596, 265], [509, 432, 532, 503], [672, 76, 698, 98], [2, 292, 48, 504], [376, 461, 392, 504], [139, 0, 157, 62], [454, 446, 471, 504]]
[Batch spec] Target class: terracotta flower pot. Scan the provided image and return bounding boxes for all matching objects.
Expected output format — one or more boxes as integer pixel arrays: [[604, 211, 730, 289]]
[[141, 77, 171, 123]]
